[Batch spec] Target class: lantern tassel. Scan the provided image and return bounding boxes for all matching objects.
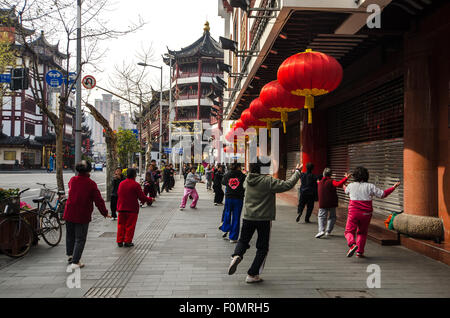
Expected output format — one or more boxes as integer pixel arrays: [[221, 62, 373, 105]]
[[305, 95, 314, 124], [281, 111, 288, 134]]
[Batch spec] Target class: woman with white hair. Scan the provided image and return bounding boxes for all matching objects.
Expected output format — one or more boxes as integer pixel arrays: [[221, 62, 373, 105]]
[[315, 168, 351, 239]]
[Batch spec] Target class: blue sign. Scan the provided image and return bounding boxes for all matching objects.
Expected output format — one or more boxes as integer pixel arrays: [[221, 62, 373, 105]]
[[131, 129, 139, 140], [64, 72, 76, 86], [0, 73, 11, 83], [45, 70, 63, 88], [178, 148, 183, 155], [164, 148, 172, 154]]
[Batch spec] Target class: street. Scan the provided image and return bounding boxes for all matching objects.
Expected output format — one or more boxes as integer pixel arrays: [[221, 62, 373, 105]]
[[0, 173, 449, 298]]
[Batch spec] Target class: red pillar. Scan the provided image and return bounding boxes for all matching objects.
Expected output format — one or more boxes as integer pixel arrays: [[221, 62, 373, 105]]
[[197, 59, 202, 120], [403, 39, 438, 218], [301, 110, 327, 175]]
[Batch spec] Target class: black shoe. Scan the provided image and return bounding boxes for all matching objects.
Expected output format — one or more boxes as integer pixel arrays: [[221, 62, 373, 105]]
[[124, 243, 134, 247], [67, 256, 73, 264], [305, 219, 311, 223], [228, 256, 242, 275], [296, 214, 301, 222], [117, 242, 123, 247]]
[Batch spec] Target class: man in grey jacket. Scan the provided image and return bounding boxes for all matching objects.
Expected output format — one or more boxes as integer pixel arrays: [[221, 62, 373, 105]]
[[227, 159, 302, 283]]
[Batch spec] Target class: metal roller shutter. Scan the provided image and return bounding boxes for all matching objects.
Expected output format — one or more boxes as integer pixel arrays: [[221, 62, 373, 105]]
[[327, 76, 404, 216]]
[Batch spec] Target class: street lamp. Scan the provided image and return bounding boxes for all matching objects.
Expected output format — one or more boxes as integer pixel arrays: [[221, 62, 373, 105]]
[[137, 62, 163, 170], [163, 53, 175, 164]]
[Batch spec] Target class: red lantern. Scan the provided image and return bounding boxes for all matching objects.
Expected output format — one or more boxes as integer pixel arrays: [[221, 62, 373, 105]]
[[240, 108, 266, 130], [277, 49, 343, 124], [259, 80, 305, 133], [249, 97, 280, 134]]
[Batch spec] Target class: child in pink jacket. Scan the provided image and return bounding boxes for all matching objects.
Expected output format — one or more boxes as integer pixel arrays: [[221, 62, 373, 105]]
[[343, 166, 400, 257]]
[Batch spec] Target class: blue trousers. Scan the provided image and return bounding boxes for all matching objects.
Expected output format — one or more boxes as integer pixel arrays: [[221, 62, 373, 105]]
[[220, 198, 243, 241]]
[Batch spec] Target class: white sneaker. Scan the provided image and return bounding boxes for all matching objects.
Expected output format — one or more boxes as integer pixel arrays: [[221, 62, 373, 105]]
[[315, 231, 326, 238], [70, 262, 85, 269], [325, 232, 331, 237], [214, 203, 218, 206], [230, 240, 238, 244], [179, 207, 184, 210], [228, 256, 242, 275], [246, 275, 263, 283]]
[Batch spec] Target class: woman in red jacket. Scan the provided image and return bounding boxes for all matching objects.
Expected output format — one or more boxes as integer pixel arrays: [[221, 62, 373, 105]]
[[63, 160, 110, 269], [116, 168, 154, 247]]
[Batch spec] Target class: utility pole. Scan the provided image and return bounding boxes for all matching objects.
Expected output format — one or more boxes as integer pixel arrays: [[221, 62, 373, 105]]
[[74, 0, 82, 165]]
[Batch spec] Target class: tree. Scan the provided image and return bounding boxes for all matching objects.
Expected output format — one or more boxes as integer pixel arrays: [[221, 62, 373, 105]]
[[1, 1, 144, 191], [116, 127, 140, 168], [84, 102, 117, 199]]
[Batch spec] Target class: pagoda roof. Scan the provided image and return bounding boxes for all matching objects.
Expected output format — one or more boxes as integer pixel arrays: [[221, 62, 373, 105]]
[[166, 22, 223, 63], [29, 31, 67, 59], [0, 6, 35, 36]]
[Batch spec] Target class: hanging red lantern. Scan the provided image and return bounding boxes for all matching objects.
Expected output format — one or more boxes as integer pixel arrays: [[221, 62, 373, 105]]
[[277, 49, 343, 124], [259, 80, 305, 133], [249, 97, 280, 134], [240, 108, 266, 130]]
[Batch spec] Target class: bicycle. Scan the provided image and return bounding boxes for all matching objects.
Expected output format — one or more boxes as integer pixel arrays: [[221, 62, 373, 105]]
[[0, 188, 62, 258], [36, 183, 67, 225]]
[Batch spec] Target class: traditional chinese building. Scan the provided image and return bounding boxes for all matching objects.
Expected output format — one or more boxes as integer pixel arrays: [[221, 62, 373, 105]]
[[0, 7, 75, 169], [165, 22, 224, 128]]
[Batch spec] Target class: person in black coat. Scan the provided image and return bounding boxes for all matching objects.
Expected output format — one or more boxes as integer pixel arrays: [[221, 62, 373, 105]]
[[213, 165, 225, 205], [110, 167, 124, 221], [296, 162, 322, 223], [162, 164, 171, 193]]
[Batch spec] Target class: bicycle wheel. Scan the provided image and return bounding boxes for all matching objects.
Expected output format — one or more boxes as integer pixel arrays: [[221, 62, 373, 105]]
[[57, 200, 66, 225], [40, 210, 62, 247], [0, 217, 33, 258]]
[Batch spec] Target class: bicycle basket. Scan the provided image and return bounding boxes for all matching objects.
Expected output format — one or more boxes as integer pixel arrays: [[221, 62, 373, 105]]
[[39, 189, 56, 201], [0, 196, 21, 215]]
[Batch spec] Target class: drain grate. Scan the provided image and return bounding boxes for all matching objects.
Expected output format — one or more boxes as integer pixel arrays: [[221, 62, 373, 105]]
[[173, 233, 207, 238], [317, 289, 375, 298], [99, 232, 116, 238], [84, 209, 176, 298]]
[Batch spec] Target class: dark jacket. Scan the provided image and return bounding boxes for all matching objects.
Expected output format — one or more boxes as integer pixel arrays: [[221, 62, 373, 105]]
[[111, 175, 124, 198], [299, 171, 320, 199], [318, 176, 348, 209], [117, 178, 153, 213], [213, 170, 224, 190], [63, 174, 108, 224], [222, 170, 246, 199]]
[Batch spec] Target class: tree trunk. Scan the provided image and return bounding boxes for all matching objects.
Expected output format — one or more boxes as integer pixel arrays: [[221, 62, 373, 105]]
[[146, 127, 152, 169], [85, 102, 117, 199]]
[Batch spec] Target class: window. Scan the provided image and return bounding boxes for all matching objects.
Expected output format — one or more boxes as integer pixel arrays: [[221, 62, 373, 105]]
[[25, 123, 35, 135], [4, 151, 16, 161]]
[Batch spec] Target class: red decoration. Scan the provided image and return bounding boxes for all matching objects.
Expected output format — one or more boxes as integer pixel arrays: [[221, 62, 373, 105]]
[[240, 108, 266, 130], [249, 97, 280, 135], [259, 80, 305, 133], [277, 49, 343, 124]]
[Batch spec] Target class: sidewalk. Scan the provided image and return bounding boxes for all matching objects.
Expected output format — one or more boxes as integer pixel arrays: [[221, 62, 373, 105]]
[[0, 178, 449, 298]]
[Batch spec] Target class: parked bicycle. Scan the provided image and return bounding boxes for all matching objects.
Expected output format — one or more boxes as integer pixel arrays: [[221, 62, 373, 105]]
[[0, 188, 62, 258], [36, 183, 66, 225]]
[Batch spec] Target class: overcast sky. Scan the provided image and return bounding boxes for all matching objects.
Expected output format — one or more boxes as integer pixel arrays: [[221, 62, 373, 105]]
[[85, 0, 224, 112]]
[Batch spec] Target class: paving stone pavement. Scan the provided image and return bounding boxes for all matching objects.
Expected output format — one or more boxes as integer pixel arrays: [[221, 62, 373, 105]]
[[0, 177, 449, 298]]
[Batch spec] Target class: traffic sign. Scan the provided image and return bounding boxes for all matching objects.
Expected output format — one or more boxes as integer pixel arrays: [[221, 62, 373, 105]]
[[82, 75, 96, 89], [45, 70, 63, 88], [64, 72, 77, 86], [164, 148, 172, 154], [0, 73, 11, 83], [131, 129, 139, 140]]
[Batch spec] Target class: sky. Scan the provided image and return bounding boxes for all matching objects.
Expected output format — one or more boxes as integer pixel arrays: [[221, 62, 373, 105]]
[[84, 0, 225, 112]]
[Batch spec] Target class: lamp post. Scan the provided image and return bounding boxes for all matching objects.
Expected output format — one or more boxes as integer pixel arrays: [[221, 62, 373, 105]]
[[75, 0, 82, 166], [163, 53, 175, 164], [137, 62, 163, 168]]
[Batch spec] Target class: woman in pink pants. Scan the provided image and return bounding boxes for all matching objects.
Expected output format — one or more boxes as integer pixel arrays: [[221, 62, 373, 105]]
[[343, 166, 400, 257], [180, 167, 204, 210]]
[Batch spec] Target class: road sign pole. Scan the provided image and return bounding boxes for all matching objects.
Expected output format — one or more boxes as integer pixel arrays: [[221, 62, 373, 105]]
[[74, 0, 82, 166]]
